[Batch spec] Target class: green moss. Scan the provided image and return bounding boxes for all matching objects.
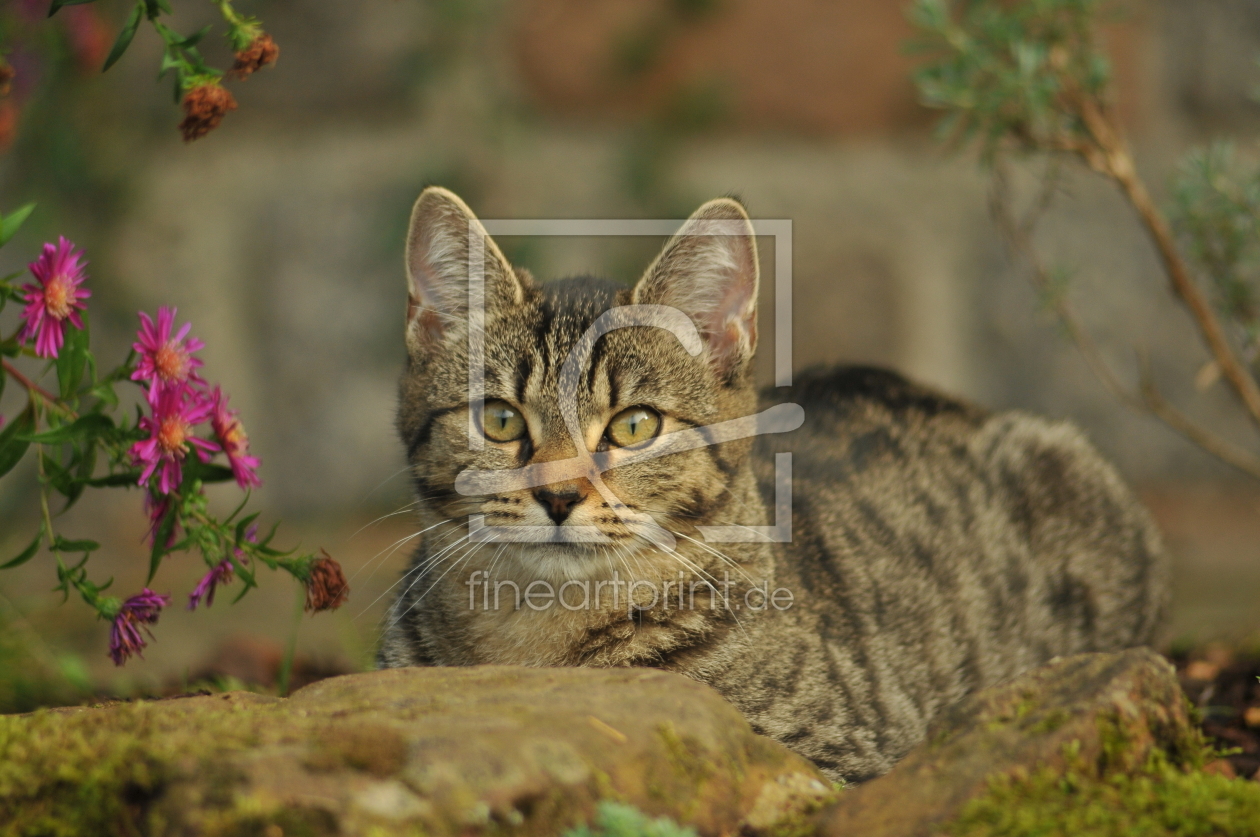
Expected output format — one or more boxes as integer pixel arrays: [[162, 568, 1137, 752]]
[[1027, 709, 1070, 736], [758, 786, 844, 837], [0, 700, 263, 835], [303, 721, 409, 777], [990, 690, 1041, 729], [948, 729, 1260, 836], [654, 722, 713, 798], [562, 802, 696, 837]]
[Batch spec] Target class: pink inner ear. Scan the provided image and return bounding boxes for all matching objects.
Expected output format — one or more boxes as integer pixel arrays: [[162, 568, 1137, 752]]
[[700, 253, 758, 368], [406, 293, 446, 345]]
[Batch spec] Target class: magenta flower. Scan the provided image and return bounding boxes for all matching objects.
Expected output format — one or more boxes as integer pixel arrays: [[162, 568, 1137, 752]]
[[189, 525, 255, 610], [210, 387, 261, 489], [187, 560, 234, 610], [131, 307, 206, 400], [108, 588, 171, 665], [18, 237, 90, 359], [130, 385, 219, 495]]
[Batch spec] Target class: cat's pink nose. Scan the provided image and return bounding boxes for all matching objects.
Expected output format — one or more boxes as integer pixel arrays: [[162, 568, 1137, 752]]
[[534, 486, 586, 525]]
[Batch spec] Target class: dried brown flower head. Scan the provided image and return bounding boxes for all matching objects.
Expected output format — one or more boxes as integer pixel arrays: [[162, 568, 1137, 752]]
[[178, 82, 238, 142], [0, 101, 17, 152], [304, 550, 349, 613], [0, 63, 14, 98], [231, 33, 279, 79]]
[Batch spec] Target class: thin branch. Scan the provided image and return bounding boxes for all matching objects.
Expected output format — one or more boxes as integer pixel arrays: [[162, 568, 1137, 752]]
[[2, 358, 57, 403], [1071, 94, 1260, 430], [1137, 357, 1260, 478], [989, 164, 1260, 482]]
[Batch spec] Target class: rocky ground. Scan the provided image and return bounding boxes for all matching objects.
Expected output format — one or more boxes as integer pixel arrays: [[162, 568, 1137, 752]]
[[3, 647, 1260, 836]]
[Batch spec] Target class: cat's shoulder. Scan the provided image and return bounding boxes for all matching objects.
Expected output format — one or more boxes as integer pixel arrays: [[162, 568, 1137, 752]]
[[761, 364, 1136, 507], [762, 364, 988, 436]]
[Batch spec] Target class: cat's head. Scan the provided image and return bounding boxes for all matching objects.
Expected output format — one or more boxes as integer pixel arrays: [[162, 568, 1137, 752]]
[[397, 187, 761, 579]]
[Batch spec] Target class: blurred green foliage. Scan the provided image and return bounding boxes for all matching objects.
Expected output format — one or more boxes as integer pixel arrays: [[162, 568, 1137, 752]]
[[909, 0, 1260, 478], [1171, 143, 1260, 367], [909, 0, 1111, 158], [563, 802, 697, 837], [0, 597, 90, 714]]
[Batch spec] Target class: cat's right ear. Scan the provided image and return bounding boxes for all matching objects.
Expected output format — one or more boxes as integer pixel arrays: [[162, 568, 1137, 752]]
[[633, 197, 759, 377], [404, 187, 524, 353]]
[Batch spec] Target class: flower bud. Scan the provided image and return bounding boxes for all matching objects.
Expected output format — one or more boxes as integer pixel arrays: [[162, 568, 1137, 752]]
[[304, 550, 349, 613], [178, 82, 238, 142], [231, 33, 279, 79]]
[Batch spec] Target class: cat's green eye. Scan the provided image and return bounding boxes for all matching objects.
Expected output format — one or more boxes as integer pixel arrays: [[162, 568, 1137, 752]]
[[606, 407, 661, 448], [482, 400, 527, 443]]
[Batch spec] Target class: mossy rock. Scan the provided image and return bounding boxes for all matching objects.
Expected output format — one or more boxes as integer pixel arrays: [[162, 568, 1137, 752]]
[[0, 666, 833, 837], [814, 648, 1260, 837]]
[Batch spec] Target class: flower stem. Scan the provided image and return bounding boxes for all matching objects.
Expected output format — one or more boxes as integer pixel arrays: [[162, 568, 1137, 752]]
[[35, 447, 59, 555], [2, 358, 58, 403], [277, 583, 303, 696], [213, 0, 243, 27]]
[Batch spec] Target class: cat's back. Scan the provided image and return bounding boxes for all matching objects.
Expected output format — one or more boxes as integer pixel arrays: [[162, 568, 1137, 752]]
[[746, 365, 1167, 776]]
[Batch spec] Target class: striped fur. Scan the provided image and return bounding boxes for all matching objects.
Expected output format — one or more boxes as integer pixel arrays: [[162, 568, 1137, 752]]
[[378, 188, 1168, 784]]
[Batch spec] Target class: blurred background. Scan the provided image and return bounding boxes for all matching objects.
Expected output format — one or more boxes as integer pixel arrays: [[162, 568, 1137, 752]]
[[0, 0, 1258, 706]]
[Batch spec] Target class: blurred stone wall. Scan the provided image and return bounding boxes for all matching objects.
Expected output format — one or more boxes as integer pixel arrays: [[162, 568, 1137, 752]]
[[3, 0, 1259, 521]]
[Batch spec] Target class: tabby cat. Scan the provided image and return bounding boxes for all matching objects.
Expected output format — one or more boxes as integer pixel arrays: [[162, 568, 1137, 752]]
[[377, 187, 1167, 784]]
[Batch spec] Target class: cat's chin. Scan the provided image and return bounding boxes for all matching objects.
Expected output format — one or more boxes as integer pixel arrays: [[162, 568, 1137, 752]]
[[481, 539, 648, 586]]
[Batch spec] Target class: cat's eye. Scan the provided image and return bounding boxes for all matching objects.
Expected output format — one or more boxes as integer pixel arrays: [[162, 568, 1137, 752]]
[[482, 399, 527, 443], [606, 407, 661, 448]]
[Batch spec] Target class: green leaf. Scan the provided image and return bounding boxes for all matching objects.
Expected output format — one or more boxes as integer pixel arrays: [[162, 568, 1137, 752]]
[[148, 500, 178, 583], [21, 412, 114, 445], [47, 0, 98, 16], [1, 523, 44, 570], [102, 1, 144, 72], [186, 462, 235, 484], [42, 456, 76, 498], [229, 547, 259, 603], [52, 536, 100, 553], [84, 470, 142, 487], [235, 512, 261, 544], [0, 406, 34, 479], [0, 203, 35, 247], [56, 315, 90, 400], [179, 24, 212, 48], [88, 380, 118, 408]]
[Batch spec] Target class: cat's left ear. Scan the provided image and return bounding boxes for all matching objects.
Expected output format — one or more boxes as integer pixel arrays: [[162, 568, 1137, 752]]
[[633, 197, 759, 376], [404, 186, 525, 354]]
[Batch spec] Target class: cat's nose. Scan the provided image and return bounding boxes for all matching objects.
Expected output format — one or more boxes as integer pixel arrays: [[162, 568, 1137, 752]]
[[534, 486, 586, 525]]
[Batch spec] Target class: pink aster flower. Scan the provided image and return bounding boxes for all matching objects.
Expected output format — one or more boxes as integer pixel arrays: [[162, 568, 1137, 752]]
[[130, 385, 219, 495], [188, 525, 255, 610], [18, 237, 90, 359], [131, 307, 207, 401], [187, 560, 235, 611], [108, 588, 171, 666], [210, 387, 261, 489]]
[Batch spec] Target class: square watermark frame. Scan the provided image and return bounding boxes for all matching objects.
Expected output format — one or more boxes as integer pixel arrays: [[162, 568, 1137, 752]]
[[461, 218, 796, 545]]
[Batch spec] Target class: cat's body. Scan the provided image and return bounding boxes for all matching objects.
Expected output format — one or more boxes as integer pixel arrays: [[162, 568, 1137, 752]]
[[378, 188, 1167, 784]]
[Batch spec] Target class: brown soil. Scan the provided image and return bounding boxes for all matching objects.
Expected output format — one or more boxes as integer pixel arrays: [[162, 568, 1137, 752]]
[[1170, 644, 1260, 779]]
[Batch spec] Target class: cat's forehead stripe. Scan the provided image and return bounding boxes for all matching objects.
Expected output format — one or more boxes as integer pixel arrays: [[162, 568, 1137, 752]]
[[513, 353, 533, 406]]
